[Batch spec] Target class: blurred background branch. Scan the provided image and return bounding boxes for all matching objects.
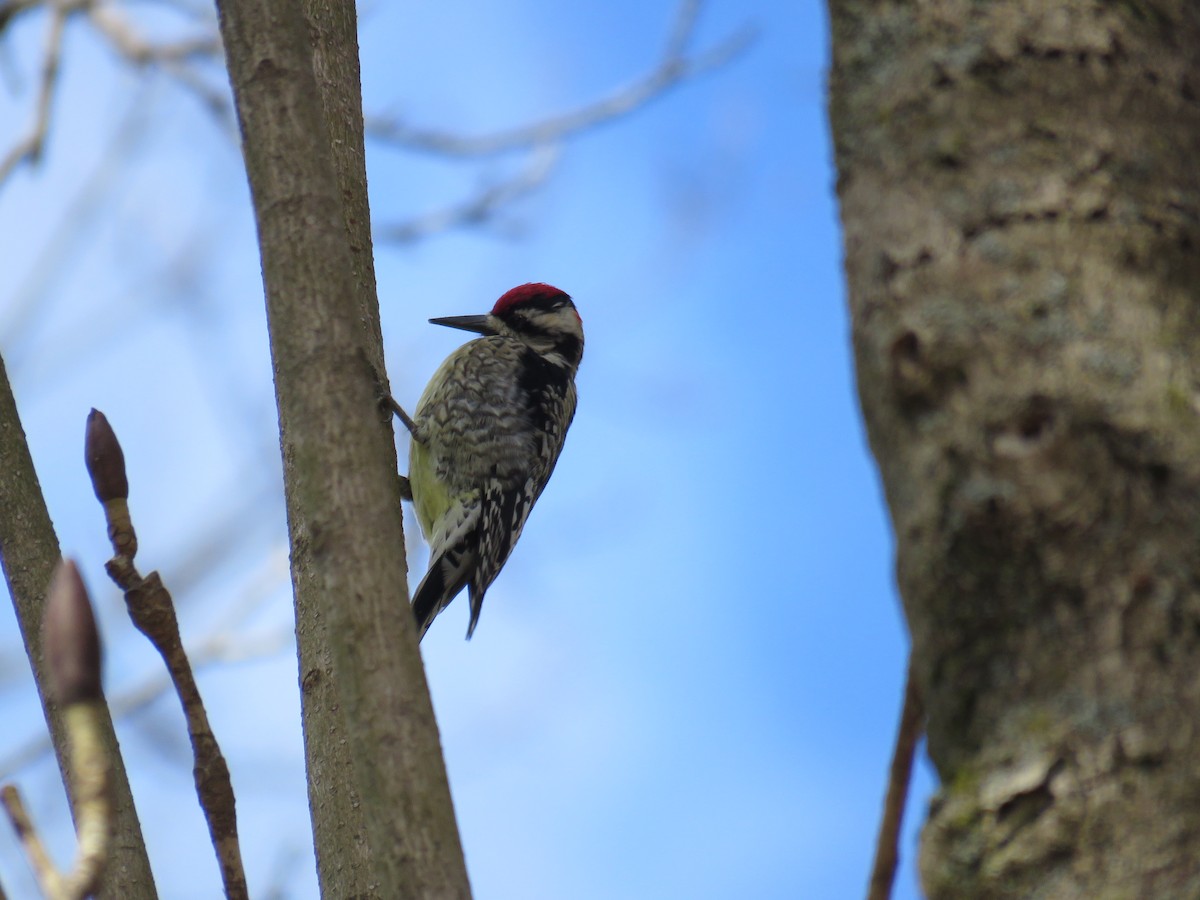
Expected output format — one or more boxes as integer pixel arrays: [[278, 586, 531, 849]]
[[0, 1, 845, 897], [367, 0, 754, 158], [0, 0, 224, 183]]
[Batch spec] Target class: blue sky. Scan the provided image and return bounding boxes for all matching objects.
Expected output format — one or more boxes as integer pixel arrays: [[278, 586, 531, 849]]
[[0, 1, 935, 897]]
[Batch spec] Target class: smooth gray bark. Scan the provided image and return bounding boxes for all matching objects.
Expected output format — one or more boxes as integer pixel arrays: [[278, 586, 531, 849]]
[[214, 0, 471, 895]]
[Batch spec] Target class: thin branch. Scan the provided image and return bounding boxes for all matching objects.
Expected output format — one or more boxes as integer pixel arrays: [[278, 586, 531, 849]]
[[86, 3, 231, 126], [2, 704, 112, 900], [0, 785, 61, 897], [0, 90, 152, 352], [378, 143, 560, 243], [370, 0, 753, 246], [88, 5, 219, 64], [868, 661, 924, 900], [86, 410, 249, 900], [367, 0, 755, 157], [0, 0, 47, 34], [0, 521, 289, 782], [0, 0, 228, 189], [107, 573, 248, 900], [0, 620, 292, 779], [663, 0, 703, 60], [0, 0, 69, 184]]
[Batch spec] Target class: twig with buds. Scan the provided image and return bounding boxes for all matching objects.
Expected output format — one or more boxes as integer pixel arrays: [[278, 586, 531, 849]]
[[1, 559, 113, 900], [85, 409, 248, 900]]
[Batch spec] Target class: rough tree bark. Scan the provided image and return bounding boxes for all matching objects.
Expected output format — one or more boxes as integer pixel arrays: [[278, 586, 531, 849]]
[[828, 1, 1200, 896], [0, 359, 157, 899], [214, 0, 471, 896]]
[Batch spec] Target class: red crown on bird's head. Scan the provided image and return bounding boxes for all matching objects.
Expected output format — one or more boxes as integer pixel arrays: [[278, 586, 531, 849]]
[[491, 283, 574, 318]]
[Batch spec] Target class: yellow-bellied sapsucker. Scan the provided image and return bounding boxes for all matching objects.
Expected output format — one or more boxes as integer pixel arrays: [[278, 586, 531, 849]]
[[389, 283, 584, 640]]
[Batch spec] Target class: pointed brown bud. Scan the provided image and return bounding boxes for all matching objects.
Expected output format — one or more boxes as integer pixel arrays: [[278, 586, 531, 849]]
[[85, 409, 128, 503], [43, 559, 103, 704]]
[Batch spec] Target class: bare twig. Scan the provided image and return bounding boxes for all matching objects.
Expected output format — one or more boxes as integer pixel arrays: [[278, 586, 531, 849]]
[[370, 0, 753, 244], [0, 90, 151, 353], [0, 534, 290, 782], [0, 848, 10, 899], [664, 0, 703, 60], [0, 0, 69, 184], [0, 0, 227, 188], [0, 0, 46, 35], [88, 6, 219, 64], [0, 618, 292, 779], [86, 410, 249, 900], [868, 660, 924, 900], [1, 785, 59, 895], [367, 0, 755, 157], [379, 143, 560, 243], [88, 1, 231, 125], [86, 3, 230, 125], [2, 707, 112, 900]]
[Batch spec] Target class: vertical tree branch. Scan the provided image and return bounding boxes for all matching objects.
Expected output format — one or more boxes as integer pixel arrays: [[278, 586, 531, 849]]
[[303, 0, 386, 360], [213, 0, 470, 896], [0, 356, 157, 899], [287, 2, 386, 883]]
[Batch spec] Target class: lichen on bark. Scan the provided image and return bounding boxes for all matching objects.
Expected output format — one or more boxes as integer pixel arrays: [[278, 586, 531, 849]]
[[828, 1, 1200, 895]]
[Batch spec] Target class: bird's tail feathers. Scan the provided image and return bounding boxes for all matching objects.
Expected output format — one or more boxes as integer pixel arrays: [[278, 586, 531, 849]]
[[465, 584, 487, 640], [411, 546, 471, 641]]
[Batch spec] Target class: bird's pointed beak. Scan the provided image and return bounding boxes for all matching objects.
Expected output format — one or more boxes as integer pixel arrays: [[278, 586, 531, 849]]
[[429, 314, 496, 335]]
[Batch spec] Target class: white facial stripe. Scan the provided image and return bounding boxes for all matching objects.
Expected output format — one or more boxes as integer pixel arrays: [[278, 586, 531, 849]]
[[520, 307, 583, 337]]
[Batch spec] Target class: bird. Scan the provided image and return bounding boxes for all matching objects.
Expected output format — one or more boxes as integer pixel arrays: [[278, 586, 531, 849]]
[[387, 283, 584, 640]]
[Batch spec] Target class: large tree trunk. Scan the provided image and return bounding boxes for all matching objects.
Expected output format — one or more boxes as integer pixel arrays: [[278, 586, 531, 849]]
[[215, 0, 471, 895], [828, 2, 1200, 895]]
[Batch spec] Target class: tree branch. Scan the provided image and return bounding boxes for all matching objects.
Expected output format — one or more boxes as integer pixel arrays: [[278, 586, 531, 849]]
[[379, 143, 560, 244], [0, 567, 292, 780], [86, 408, 247, 900], [0, 0, 68, 184], [0, 358, 156, 898], [368, 0, 752, 244], [0, 0, 228, 186], [213, 0, 470, 894], [367, 0, 754, 157], [868, 661, 923, 900]]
